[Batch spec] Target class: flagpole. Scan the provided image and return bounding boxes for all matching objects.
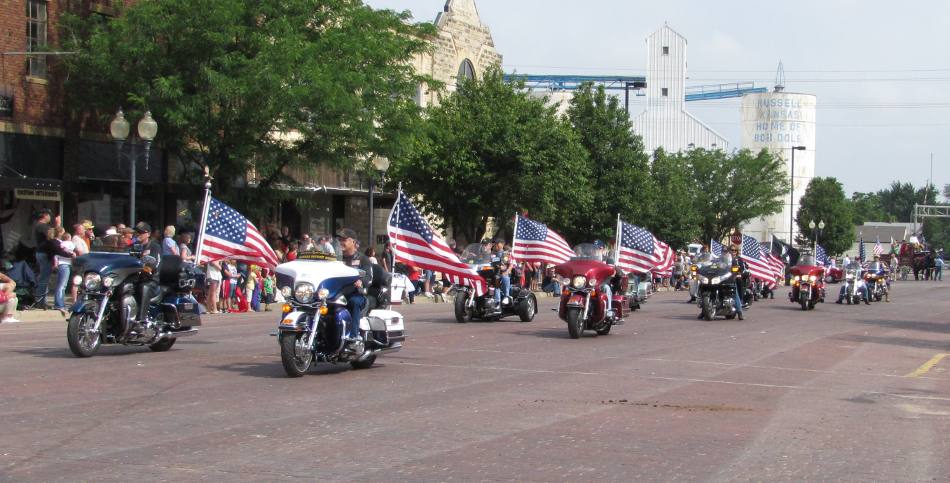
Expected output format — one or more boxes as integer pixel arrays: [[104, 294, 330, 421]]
[[510, 213, 519, 262], [390, 184, 402, 271], [614, 214, 621, 263], [193, 167, 213, 263]]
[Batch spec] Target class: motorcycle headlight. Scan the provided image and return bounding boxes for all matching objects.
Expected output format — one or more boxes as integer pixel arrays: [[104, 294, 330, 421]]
[[83, 273, 102, 291], [281, 286, 292, 298], [808, 275, 817, 282], [72, 275, 83, 286], [711, 276, 721, 285], [793, 275, 800, 281], [588, 278, 597, 287], [561, 277, 571, 286], [317, 288, 330, 300], [294, 282, 315, 304], [103, 273, 118, 288], [571, 276, 587, 289], [701, 277, 710, 284]]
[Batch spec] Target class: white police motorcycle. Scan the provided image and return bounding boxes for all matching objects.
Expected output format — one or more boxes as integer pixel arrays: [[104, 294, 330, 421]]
[[275, 252, 405, 377]]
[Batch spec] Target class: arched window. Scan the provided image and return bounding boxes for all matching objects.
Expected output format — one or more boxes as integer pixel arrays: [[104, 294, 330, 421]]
[[457, 59, 475, 82]]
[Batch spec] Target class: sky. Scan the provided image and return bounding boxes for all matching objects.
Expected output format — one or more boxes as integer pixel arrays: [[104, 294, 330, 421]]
[[363, 0, 949, 198]]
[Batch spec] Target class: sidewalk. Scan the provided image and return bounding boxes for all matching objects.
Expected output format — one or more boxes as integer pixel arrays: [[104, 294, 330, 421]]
[[4, 307, 68, 324]]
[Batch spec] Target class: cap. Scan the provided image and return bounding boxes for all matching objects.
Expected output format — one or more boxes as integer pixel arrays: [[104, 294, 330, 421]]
[[492, 237, 505, 244], [335, 227, 358, 240], [81, 219, 95, 230], [105, 228, 118, 236], [134, 221, 152, 234]]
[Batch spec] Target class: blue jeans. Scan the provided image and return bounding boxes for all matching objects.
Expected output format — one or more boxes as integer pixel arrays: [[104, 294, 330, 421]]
[[733, 288, 743, 315], [937, 266, 943, 281], [54, 264, 70, 310], [346, 293, 366, 338], [494, 275, 511, 304], [34, 252, 52, 306]]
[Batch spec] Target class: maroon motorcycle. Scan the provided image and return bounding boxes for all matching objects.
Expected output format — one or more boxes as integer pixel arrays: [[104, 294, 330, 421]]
[[555, 244, 630, 339]]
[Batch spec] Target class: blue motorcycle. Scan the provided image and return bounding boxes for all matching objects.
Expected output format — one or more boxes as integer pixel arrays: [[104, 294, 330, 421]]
[[66, 248, 201, 357]]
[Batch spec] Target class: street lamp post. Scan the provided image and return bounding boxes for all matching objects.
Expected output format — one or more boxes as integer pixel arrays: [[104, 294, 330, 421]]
[[809, 219, 825, 253], [367, 155, 391, 249], [110, 108, 158, 227], [789, 145, 806, 248]]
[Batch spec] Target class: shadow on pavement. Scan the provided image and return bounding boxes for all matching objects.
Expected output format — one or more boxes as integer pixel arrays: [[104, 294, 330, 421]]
[[833, 334, 950, 351], [206, 361, 352, 378], [847, 319, 950, 334], [11, 346, 163, 358]]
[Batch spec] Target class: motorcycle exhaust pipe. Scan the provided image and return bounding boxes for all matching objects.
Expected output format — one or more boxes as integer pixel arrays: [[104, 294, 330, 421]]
[[159, 328, 199, 338]]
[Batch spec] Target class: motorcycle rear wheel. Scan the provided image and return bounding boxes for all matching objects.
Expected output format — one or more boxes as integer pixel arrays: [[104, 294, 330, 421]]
[[149, 338, 177, 352], [518, 294, 537, 322], [67, 312, 101, 358], [350, 354, 377, 370], [279, 332, 313, 378], [566, 307, 584, 339]]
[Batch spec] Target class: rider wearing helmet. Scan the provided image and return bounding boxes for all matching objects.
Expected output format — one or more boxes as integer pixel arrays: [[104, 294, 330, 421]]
[[337, 228, 374, 345], [593, 240, 616, 318], [725, 246, 746, 320]]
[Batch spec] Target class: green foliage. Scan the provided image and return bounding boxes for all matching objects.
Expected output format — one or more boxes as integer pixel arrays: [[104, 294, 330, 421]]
[[565, 83, 652, 241], [849, 192, 892, 224], [796, 177, 854, 255], [685, 148, 789, 244], [389, 67, 591, 244], [922, 218, 949, 253], [62, 0, 435, 217], [643, 149, 699, 247]]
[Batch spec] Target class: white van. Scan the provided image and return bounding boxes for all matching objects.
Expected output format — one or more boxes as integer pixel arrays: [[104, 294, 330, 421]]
[[687, 243, 703, 258]]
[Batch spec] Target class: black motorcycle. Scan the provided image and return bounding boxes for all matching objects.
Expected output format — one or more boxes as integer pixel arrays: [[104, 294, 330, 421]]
[[696, 258, 743, 320], [454, 243, 536, 322], [66, 248, 201, 357]]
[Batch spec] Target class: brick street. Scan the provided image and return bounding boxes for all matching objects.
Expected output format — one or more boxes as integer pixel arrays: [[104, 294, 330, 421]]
[[1, 282, 948, 482]]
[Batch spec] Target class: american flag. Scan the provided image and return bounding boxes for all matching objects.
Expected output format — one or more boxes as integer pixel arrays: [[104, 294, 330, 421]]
[[616, 220, 674, 275], [873, 237, 883, 256], [760, 241, 785, 286], [859, 237, 866, 261], [197, 197, 280, 267], [740, 235, 773, 284], [512, 215, 574, 265], [816, 244, 832, 266], [710, 239, 725, 257], [388, 192, 486, 295]]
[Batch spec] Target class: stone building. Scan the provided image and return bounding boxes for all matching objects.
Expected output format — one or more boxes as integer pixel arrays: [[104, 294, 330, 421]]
[[412, 0, 502, 107]]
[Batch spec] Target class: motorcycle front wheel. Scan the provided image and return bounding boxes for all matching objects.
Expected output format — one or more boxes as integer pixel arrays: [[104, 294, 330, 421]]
[[454, 292, 469, 323], [518, 294, 537, 322], [67, 312, 101, 358], [799, 292, 809, 311], [566, 307, 584, 339], [701, 294, 713, 321], [279, 332, 313, 378]]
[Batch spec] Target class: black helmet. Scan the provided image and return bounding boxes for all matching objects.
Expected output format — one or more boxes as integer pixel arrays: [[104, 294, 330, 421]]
[[134, 221, 152, 235]]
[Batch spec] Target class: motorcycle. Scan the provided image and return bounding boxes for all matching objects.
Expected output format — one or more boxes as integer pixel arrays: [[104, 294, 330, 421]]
[[865, 261, 890, 302], [555, 244, 630, 339], [696, 256, 743, 320], [840, 264, 868, 305], [275, 251, 405, 377], [453, 243, 537, 323], [789, 258, 826, 310], [66, 249, 201, 358]]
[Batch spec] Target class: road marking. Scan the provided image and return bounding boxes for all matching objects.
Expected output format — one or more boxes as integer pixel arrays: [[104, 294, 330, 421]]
[[904, 353, 949, 378]]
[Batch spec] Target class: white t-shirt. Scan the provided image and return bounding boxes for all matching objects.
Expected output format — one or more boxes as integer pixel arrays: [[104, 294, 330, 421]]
[[55, 240, 75, 267], [71, 235, 88, 256], [206, 262, 222, 282]]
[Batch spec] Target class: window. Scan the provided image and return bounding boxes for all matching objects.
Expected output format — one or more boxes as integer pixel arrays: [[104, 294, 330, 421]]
[[662, 46, 669, 55], [661, 88, 668, 97], [26, 0, 48, 78], [457, 59, 475, 82]]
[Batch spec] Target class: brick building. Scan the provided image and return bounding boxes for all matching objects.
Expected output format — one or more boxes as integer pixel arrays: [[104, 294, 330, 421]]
[[0, 0, 502, 255]]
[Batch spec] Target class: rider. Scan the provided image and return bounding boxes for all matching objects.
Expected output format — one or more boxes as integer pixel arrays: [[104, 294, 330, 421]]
[[132, 222, 164, 325], [593, 240, 616, 318], [336, 228, 373, 345], [725, 247, 745, 320], [836, 258, 870, 305], [491, 238, 511, 308]]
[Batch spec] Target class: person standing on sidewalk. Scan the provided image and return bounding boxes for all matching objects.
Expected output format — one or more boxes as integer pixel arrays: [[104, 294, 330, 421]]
[[52, 227, 76, 317], [31, 209, 58, 310], [0, 269, 20, 323]]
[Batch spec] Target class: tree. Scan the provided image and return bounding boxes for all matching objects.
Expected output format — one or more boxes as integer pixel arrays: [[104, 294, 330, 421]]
[[849, 192, 892, 224], [877, 182, 918, 222], [566, 83, 652, 241], [390, 67, 591, 243], [687, 148, 789, 243], [796, 177, 854, 254], [62, 0, 435, 216], [644, 149, 699, 247]]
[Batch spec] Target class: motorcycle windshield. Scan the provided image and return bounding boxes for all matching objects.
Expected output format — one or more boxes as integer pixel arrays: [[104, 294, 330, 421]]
[[73, 251, 143, 274], [697, 259, 733, 278], [275, 260, 360, 301], [460, 244, 492, 266], [571, 243, 603, 261]]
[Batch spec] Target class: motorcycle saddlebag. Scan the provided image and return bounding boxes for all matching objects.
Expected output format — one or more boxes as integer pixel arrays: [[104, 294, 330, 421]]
[[363, 309, 405, 343]]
